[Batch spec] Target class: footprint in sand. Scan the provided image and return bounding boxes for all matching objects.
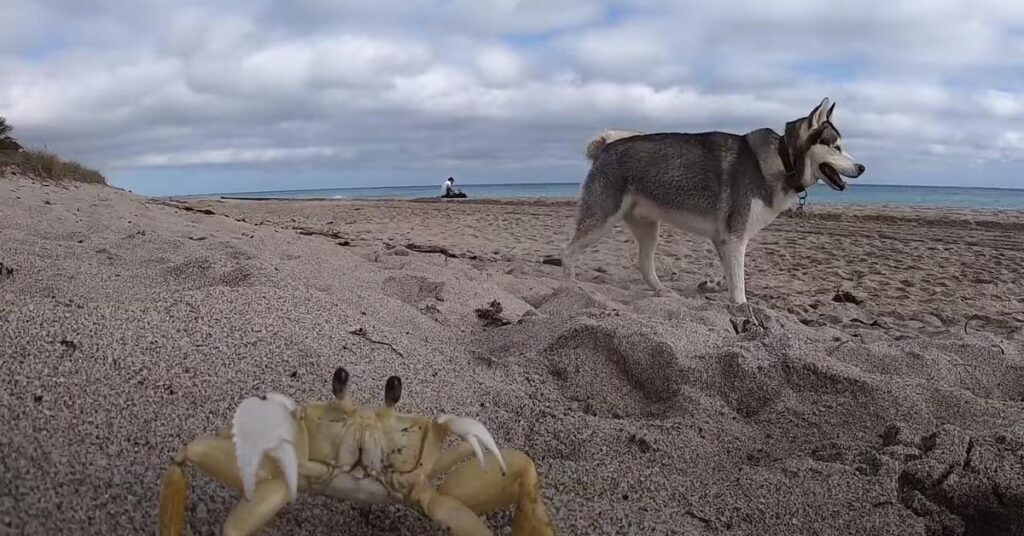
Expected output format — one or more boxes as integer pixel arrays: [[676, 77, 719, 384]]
[[381, 274, 446, 308], [542, 319, 683, 420]]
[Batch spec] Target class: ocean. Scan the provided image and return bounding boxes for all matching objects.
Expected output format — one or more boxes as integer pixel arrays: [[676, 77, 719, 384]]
[[197, 183, 1024, 210]]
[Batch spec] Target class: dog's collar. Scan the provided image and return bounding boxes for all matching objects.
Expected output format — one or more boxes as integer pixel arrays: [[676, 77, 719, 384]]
[[777, 136, 804, 194]]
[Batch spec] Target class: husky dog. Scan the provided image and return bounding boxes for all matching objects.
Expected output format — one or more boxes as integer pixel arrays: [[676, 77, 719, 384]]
[[562, 98, 865, 304]]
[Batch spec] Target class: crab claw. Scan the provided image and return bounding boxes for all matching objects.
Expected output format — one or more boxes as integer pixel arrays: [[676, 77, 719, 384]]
[[435, 414, 507, 476], [232, 393, 299, 502]]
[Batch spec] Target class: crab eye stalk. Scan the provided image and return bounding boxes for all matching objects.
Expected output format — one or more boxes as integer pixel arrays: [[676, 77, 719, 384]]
[[332, 367, 350, 399], [384, 376, 402, 407]]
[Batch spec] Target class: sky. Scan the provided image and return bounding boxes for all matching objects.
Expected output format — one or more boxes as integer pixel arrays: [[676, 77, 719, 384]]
[[2, 0, 1024, 196]]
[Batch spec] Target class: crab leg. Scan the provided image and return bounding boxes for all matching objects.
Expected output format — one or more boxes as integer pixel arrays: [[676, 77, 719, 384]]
[[417, 487, 494, 536], [221, 479, 292, 536], [158, 395, 322, 536], [158, 435, 243, 535], [437, 449, 555, 536], [158, 435, 326, 535]]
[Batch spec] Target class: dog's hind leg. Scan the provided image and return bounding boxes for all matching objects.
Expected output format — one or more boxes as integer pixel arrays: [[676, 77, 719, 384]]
[[719, 238, 749, 304], [623, 213, 669, 295], [563, 216, 615, 281], [562, 180, 629, 281]]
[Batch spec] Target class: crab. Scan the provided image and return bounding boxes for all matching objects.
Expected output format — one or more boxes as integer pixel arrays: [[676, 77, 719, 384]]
[[157, 367, 555, 536]]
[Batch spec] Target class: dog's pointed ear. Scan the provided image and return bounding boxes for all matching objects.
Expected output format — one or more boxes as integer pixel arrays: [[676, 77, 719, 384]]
[[809, 97, 830, 127], [826, 102, 836, 121]]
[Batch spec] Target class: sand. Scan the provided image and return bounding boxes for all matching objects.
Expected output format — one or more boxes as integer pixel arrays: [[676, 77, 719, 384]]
[[1, 176, 1023, 535]]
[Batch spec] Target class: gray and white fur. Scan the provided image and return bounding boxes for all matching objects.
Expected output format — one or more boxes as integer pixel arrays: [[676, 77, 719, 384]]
[[563, 98, 865, 304]]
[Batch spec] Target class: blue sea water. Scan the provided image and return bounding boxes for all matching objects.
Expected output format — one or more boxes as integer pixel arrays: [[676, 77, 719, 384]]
[[199, 183, 1024, 210]]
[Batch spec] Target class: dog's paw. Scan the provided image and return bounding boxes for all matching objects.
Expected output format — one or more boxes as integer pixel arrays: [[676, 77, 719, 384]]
[[697, 278, 727, 293], [725, 302, 768, 331], [654, 287, 678, 298]]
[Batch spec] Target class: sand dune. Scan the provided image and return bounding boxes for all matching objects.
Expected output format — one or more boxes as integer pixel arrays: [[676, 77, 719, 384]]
[[2, 178, 1022, 535]]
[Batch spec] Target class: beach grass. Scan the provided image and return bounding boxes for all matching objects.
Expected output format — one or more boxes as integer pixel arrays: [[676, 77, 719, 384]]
[[0, 148, 107, 185]]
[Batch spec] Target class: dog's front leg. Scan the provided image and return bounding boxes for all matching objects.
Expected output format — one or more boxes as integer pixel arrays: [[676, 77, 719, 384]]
[[720, 238, 748, 304]]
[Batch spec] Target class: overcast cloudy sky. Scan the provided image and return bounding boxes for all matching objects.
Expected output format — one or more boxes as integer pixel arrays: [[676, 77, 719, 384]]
[[2, 0, 1023, 196]]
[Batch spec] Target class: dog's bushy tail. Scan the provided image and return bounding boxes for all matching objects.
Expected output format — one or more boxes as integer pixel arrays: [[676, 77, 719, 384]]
[[585, 129, 643, 161]]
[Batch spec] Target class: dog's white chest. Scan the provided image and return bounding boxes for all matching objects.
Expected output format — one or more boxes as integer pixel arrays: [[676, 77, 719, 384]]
[[745, 197, 789, 237]]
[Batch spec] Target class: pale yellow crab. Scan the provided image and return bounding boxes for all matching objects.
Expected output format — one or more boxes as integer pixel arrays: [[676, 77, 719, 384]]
[[158, 367, 555, 536]]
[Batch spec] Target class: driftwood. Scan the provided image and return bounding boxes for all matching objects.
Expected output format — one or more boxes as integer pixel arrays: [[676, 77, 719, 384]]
[[295, 227, 348, 241], [348, 327, 405, 358], [405, 243, 460, 258]]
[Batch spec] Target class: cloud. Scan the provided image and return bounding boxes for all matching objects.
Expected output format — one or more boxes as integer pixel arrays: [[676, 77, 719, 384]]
[[1, 0, 1023, 195], [475, 46, 530, 86], [997, 131, 1024, 158], [113, 145, 358, 167], [255, 0, 605, 36], [183, 34, 433, 96], [557, 23, 682, 82], [980, 90, 1024, 119]]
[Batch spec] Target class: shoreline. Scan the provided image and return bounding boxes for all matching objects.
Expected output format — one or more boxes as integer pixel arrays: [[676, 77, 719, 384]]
[[150, 181, 1024, 211], [167, 193, 1024, 215], [174, 194, 1024, 219]]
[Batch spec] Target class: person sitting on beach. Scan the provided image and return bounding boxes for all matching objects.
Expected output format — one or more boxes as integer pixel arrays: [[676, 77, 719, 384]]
[[441, 177, 466, 198]]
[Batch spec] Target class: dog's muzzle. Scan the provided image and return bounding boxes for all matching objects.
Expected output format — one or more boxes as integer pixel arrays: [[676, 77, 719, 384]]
[[821, 162, 866, 191]]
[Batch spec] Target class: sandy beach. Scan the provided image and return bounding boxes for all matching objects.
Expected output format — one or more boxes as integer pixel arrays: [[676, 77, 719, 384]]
[[2, 175, 1023, 535]]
